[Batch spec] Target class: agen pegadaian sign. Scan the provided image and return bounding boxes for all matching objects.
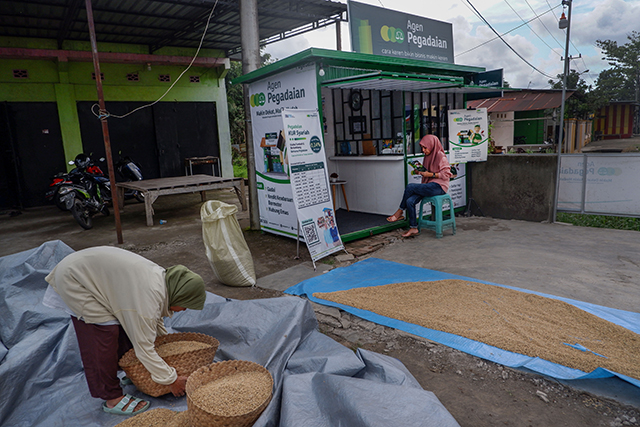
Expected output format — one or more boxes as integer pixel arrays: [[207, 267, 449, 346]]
[[348, 0, 454, 63]]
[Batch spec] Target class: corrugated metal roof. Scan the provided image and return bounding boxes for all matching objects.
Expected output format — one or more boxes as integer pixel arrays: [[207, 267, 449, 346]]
[[0, 0, 346, 54], [466, 90, 574, 112]]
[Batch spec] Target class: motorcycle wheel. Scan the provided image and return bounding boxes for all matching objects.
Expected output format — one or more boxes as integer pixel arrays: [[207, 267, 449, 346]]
[[70, 199, 93, 229], [101, 205, 110, 216], [53, 192, 68, 211], [134, 191, 145, 203]]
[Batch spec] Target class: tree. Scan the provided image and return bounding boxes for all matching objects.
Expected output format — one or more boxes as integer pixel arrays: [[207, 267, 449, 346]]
[[548, 70, 594, 119], [225, 51, 275, 148], [225, 52, 275, 177], [594, 31, 640, 104]]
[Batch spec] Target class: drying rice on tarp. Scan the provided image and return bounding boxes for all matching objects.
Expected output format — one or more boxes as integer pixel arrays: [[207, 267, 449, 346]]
[[114, 408, 189, 427], [189, 371, 273, 417], [314, 279, 640, 379]]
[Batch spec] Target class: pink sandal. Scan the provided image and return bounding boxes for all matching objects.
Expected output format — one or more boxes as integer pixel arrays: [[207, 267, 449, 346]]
[[386, 214, 405, 223]]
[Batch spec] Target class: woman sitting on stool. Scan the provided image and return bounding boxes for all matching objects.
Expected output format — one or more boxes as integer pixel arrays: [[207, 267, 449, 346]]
[[387, 134, 452, 238]]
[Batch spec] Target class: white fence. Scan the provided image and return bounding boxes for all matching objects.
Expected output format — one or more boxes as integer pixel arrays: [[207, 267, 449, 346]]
[[557, 153, 640, 217]]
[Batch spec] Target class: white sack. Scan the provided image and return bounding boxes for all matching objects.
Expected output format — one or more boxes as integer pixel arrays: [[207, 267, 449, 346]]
[[201, 200, 256, 287]]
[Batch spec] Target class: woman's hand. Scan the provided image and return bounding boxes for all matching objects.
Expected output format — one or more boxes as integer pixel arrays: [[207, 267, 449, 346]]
[[169, 376, 188, 397]]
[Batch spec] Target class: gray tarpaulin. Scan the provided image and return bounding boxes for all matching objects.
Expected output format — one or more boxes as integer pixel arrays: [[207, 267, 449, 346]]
[[0, 241, 459, 427]]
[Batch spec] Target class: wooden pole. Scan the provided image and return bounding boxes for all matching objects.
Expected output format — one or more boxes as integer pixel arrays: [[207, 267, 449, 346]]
[[84, 0, 123, 243]]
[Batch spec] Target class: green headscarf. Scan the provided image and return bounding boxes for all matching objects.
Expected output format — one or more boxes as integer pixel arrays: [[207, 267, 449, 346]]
[[165, 265, 206, 310]]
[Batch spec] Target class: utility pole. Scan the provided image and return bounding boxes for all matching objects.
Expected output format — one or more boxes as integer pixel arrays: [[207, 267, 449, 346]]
[[552, 0, 572, 223], [240, 0, 261, 230], [85, 0, 123, 243]]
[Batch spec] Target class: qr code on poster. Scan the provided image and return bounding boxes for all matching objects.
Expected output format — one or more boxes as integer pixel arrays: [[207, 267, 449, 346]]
[[302, 222, 320, 245]]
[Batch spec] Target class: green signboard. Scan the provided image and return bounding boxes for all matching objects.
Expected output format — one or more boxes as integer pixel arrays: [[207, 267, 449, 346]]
[[348, 0, 454, 63]]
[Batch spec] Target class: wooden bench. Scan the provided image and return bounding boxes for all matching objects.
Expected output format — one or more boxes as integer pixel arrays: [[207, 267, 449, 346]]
[[116, 174, 246, 226]]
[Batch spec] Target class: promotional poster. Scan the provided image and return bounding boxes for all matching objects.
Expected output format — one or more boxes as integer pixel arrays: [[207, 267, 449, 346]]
[[348, 0, 454, 63], [248, 63, 318, 238], [447, 108, 489, 163], [282, 109, 345, 262]]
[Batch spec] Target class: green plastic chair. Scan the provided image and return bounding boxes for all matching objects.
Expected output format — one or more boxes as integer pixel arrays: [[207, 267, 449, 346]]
[[417, 194, 456, 238]]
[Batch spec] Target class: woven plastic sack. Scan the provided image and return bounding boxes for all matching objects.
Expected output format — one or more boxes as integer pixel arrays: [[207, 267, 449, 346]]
[[201, 200, 256, 287]]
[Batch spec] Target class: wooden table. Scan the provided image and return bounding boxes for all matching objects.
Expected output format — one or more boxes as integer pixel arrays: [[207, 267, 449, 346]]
[[184, 156, 221, 176], [330, 180, 349, 211], [116, 175, 246, 226]]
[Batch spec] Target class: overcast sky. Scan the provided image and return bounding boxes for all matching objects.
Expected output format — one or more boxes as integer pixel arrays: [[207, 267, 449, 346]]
[[263, 0, 640, 89]]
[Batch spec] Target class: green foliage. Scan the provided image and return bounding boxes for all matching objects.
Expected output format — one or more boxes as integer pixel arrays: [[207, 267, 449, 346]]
[[232, 148, 247, 178], [548, 70, 595, 119], [593, 31, 640, 103], [557, 213, 640, 231], [225, 52, 276, 148]]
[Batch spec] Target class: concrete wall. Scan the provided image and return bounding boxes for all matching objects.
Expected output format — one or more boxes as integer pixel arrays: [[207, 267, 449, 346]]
[[0, 36, 233, 177], [469, 154, 557, 222]]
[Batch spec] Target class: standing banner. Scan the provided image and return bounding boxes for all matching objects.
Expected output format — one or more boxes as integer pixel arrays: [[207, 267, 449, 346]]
[[447, 108, 489, 163], [282, 108, 345, 262], [248, 62, 318, 238]]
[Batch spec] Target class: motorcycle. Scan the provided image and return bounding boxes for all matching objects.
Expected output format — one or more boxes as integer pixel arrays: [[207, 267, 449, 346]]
[[58, 155, 110, 230], [115, 156, 144, 203]]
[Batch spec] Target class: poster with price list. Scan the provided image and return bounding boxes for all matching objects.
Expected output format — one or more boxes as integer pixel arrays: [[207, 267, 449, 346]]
[[281, 108, 345, 262]]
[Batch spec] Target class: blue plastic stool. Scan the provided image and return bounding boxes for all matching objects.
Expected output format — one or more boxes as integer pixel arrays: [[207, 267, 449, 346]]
[[417, 194, 456, 238]]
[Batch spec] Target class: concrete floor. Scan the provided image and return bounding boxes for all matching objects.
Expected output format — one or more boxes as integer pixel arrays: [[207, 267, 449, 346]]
[[3, 190, 640, 411], [3, 192, 638, 315]]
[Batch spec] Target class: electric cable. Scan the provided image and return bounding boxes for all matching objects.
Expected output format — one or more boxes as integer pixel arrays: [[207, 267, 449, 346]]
[[464, 0, 556, 78], [456, 6, 559, 57], [524, 0, 565, 49], [503, 0, 561, 57], [91, 0, 219, 120]]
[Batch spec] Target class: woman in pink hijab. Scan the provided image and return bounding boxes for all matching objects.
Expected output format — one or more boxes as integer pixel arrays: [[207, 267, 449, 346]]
[[387, 134, 452, 237]]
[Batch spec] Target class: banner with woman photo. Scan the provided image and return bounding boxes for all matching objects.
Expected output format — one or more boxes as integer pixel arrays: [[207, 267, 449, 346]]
[[282, 108, 344, 263]]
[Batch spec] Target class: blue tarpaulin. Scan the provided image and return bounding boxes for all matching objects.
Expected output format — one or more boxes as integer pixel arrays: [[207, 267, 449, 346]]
[[0, 242, 460, 427], [285, 257, 640, 390]]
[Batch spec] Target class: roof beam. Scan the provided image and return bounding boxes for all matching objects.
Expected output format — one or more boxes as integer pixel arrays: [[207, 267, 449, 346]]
[[0, 46, 230, 68], [57, 0, 84, 49]]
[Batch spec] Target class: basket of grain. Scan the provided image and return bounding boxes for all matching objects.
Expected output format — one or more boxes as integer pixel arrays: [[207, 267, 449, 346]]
[[186, 360, 273, 427], [119, 332, 219, 397]]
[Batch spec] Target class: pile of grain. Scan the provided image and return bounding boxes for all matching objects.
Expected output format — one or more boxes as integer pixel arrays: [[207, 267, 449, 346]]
[[156, 341, 211, 358], [314, 279, 640, 379], [114, 408, 190, 427], [190, 371, 272, 417]]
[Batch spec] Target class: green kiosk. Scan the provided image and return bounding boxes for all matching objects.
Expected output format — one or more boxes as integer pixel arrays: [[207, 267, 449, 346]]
[[234, 47, 495, 242]]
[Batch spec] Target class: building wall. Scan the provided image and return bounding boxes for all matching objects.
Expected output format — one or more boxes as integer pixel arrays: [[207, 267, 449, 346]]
[[470, 154, 557, 222], [514, 110, 545, 144], [0, 36, 232, 177], [489, 111, 514, 148], [594, 103, 635, 139]]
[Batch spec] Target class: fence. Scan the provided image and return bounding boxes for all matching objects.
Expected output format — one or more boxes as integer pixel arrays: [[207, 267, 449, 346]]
[[557, 153, 640, 217]]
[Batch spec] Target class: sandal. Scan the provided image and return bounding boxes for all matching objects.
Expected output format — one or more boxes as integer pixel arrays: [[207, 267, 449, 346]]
[[102, 394, 150, 416], [386, 214, 405, 223], [120, 376, 133, 387]]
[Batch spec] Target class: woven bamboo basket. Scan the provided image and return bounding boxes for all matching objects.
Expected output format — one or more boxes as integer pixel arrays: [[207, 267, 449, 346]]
[[119, 332, 219, 397], [186, 360, 273, 427]]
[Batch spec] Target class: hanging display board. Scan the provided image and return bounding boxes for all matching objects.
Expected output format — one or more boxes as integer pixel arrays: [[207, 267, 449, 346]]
[[248, 62, 318, 238], [282, 108, 345, 262], [447, 108, 489, 163]]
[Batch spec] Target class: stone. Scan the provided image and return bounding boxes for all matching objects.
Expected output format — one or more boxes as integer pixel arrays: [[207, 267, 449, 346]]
[[536, 390, 549, 403], [335, 253, 355, 262], [316, 313, 341, 328], [314, 305, 342, 320]]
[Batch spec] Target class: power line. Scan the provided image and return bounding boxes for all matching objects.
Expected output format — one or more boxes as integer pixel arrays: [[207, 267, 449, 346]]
[[523, 0, 565, 49], [456, 6, 559, 57], [503, 0, 561, 57], [460, 1, 557, 78]]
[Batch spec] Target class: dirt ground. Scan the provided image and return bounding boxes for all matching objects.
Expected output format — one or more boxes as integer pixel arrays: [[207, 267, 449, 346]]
[[1, 189, 639, 427]]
